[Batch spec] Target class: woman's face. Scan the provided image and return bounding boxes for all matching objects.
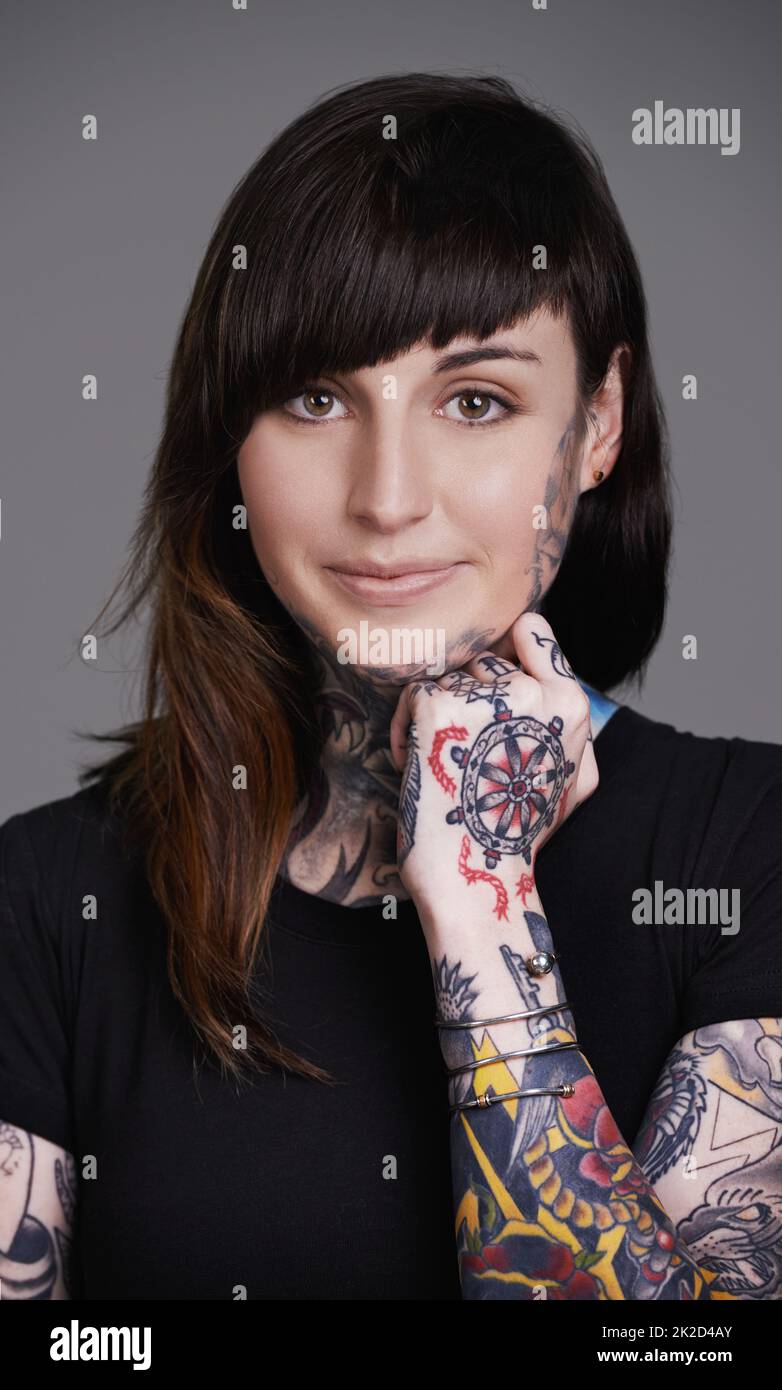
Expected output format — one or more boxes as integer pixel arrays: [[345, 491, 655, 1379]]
[[237, 307, 606, 680]]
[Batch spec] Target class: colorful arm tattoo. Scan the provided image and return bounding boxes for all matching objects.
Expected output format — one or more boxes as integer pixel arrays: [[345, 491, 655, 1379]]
[[435, 942, 748, 1301], [632, 1019, 782, 1299]]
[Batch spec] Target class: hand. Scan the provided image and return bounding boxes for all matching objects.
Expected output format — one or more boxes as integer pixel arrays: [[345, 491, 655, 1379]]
[[389, 613, 598, 926]]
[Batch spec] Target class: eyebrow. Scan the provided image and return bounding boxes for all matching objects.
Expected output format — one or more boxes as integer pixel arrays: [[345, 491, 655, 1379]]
[[431, 345, 543, 374]]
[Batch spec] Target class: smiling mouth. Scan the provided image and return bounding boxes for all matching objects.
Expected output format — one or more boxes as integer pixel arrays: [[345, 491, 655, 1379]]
[[326, 563, 468, 605]]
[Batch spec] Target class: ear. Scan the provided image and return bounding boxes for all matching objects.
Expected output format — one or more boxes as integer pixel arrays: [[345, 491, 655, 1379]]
[[577, 343, 630, 494]]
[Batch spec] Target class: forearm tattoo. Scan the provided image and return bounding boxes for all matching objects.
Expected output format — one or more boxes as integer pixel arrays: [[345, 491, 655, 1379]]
[[0, 1121, 76, 1299], [633, 1020, 782, 1300], [434, 952, 748, 1301]]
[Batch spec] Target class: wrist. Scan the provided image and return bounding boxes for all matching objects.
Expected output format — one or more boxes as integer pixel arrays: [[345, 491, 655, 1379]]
[[413, 877, 549, 945], [440, 1014, 582, 1112], [432, 948, 579, 1091]]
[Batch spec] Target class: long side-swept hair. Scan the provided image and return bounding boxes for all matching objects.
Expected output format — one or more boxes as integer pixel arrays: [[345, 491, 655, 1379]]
[[77, 71, 672, 1086]]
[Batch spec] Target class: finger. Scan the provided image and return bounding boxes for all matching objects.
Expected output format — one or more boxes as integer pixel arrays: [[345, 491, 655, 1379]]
[[508, 612, 580, 689], [430, 664, 512, 697], [389, 682, 414, 773], [458, 652, 541, 709], [388, 677, 436, 772], [461, 651, 519, 681]]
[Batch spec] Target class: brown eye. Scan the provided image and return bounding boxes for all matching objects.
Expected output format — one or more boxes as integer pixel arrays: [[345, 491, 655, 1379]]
[[302, 389, 334, 417], [457, 392, 491, 420], [282, 387, 349, 424], [439, 389, 515, 426]]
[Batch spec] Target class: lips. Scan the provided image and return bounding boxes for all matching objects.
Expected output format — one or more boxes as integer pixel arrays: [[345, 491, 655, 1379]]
[[333, 560, 458, 579], [326, 562, 467, 606]]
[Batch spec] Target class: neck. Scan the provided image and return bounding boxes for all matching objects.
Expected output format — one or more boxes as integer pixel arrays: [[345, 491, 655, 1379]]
[[280, 616, 412, 906]]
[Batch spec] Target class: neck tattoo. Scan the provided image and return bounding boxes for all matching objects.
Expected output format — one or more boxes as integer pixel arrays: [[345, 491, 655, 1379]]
[[279, 611, 495, 908]]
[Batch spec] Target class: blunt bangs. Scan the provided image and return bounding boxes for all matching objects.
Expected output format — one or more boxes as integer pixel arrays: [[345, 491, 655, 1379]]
[[203, 75, 622, 443]]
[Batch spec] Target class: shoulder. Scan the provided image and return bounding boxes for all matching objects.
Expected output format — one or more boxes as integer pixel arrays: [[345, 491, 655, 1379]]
[[0, 782, 136, 1157], [599, 702, 782, 887], [0, 780, 136, 935], [601, 701, 782, 788], [597, 701, 782, 862]]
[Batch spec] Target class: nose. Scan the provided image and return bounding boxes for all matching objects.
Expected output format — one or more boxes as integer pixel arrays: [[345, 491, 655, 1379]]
[[346, 408, 433, 533]]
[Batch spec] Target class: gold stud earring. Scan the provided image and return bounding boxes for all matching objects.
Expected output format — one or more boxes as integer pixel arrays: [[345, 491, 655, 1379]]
[[593, 469, 605, 483]]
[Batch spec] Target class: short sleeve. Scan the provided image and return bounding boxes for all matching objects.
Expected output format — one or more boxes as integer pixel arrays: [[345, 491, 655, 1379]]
[[0, 812, 75, 1152], [680, 771, 782, 1033]]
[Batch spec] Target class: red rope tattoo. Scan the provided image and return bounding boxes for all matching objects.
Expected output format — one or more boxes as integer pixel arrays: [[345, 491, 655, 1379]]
[[428, 724, 469, 797], [458, 835, 510, 921]]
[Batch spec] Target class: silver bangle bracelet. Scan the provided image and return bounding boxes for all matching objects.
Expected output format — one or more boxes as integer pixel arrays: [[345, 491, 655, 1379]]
[[434, 1000, 572, 1030], [450, 1082, 576, 1114], [446, 1039, 579, 1077]]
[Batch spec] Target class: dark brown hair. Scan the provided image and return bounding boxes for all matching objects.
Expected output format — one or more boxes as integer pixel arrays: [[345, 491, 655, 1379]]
[[77, 71, 672, 1086]]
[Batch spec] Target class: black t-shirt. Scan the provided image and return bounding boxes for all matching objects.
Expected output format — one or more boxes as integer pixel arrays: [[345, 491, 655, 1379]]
[[1, 702, 782, 1300]]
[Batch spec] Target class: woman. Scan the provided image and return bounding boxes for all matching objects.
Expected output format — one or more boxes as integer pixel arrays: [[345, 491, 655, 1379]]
[[1, 71, 781, 1302]]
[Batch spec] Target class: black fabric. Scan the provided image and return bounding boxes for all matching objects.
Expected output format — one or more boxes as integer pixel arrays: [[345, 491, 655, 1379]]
[[1, 702, 781, 1300]]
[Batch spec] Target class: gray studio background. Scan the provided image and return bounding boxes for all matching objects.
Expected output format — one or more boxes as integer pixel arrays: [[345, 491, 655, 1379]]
[[1, 0, 779, 818]]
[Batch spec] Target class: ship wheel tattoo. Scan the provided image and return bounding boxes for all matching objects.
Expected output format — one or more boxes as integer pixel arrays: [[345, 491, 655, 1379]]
[[445, 698, 575, 868]]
